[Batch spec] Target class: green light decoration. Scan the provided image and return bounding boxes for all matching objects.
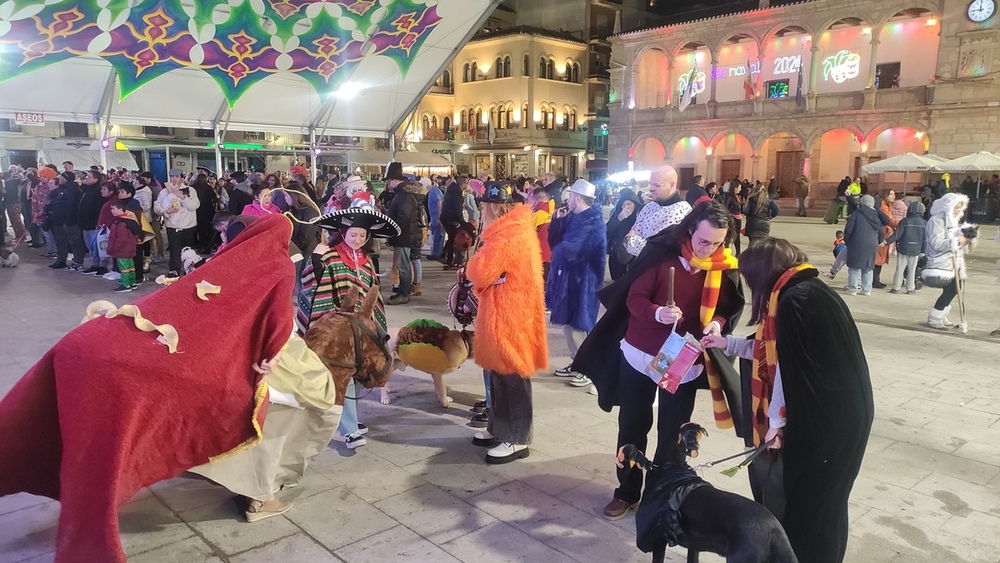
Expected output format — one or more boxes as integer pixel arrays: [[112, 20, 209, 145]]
[[768, 81, 789, 99], [0, 0, 443, 106]]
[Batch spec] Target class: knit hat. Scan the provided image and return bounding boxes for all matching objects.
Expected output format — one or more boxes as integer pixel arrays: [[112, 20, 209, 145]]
[[38, 167, 58, 180], [60, 171, 76, 183]]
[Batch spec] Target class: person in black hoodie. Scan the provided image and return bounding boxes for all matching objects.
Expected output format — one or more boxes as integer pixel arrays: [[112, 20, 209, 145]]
[[440, 178, 466, 268], [46, 171, 87, 270], [605, 188, 643, 280], [386, 180, 423, 304], [78, 170, 106, 274]]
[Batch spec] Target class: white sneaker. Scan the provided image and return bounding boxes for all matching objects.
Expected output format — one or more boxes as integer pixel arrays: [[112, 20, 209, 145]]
[[473, 430, 497, 447], [104, 271, 121, 281], [356, 423, 369, 436], [588, 385, 599, 396], [485, 442, 529, 464]]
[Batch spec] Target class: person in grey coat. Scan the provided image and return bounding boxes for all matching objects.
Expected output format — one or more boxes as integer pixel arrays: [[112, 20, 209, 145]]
[[843, 194, 883, 295], [882, 201, 926, 294]]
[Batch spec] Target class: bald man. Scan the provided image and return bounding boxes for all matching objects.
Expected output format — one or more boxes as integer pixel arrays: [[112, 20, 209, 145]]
[[623, 165, 692, 256]]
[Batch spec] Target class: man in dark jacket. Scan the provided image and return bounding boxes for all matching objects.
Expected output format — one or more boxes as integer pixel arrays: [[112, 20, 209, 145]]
[[883, 201, 926, 294], [684, 175, 709, 206], [440, 178, 466, 267], [843, 195, 883, 295], [46, 171, 88, 270], [386, 180, 422, 304], [78, 169, 107, 275], [542, 172, 564, 207], [227, 171, 253, 215]]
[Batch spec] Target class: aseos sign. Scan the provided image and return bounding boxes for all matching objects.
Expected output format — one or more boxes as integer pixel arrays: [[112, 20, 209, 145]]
[[14, 112, 45, 127]]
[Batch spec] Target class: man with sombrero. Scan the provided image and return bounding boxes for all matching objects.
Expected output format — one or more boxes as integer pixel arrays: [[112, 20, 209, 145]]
[[295, 201, 400, 448]]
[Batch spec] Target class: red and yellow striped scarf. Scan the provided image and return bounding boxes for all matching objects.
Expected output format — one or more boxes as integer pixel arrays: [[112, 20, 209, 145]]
[[680, 241, 739, 429], [751, 264, 813, 445]]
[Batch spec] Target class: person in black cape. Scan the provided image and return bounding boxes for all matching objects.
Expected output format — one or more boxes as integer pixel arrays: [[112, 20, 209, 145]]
[[702, 238, 874, 563], [572, 201, 748, 520]]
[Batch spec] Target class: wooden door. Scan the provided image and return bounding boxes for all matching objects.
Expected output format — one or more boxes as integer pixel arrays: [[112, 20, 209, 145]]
[[678, 166, 695, 191], [720, 159, 741, 183], [775, 151, 805, 198]]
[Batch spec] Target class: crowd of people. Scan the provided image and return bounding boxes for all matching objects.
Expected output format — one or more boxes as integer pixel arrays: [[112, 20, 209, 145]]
[[4, 155, 992, 563]]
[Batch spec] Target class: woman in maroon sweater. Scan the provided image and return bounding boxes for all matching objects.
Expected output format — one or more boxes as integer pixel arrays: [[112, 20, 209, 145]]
[[573, 201, 746, 521]]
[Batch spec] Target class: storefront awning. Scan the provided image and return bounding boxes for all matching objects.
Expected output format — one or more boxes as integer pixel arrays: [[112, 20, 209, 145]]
[[38, 149, 138, 171]]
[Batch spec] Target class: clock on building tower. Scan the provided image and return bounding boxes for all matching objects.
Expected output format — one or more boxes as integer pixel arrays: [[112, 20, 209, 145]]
[[968, 0, 996, 22]]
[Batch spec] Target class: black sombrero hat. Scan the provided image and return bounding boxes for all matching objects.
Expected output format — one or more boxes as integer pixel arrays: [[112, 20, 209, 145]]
[[315, 204, 401, 239]]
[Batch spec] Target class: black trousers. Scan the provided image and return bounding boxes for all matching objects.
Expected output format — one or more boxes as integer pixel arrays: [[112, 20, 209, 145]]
[[166, 226, 196, 273], [52, 224, 87, 266], [934, 279, 959, 310], [442, 221, 460, 265], [614, 355, 698, 504]]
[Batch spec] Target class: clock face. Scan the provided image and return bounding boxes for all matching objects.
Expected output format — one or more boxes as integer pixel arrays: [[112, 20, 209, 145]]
[[968, 0, 996, 22]]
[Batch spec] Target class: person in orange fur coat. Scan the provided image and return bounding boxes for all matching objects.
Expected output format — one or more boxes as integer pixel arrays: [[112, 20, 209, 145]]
[[466, 181, 548, 464]]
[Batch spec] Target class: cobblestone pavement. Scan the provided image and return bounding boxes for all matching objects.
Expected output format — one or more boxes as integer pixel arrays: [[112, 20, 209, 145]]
[[1, 212, 999, 563]]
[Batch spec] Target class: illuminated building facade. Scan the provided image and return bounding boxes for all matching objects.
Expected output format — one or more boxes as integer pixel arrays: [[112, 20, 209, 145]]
[[610, 0, 1000, 196]]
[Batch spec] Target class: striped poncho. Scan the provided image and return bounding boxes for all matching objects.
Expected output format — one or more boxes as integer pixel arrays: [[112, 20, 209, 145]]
[[295, 241, 386, 335]]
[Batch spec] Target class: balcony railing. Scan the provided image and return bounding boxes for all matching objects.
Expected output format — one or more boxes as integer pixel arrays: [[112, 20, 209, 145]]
[[619, 85, 931, 124], [458, 127, 587, 148]]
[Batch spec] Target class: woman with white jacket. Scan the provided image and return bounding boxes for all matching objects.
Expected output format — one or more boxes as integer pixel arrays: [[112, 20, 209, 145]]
[[923, 193, 971, 331]]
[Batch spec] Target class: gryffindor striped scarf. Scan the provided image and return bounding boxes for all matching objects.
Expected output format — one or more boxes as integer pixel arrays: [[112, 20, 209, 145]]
[[680, 241, 739, 429]]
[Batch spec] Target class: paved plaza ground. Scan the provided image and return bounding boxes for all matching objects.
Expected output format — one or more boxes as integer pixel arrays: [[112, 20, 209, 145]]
[[1, 209, 999, 563]]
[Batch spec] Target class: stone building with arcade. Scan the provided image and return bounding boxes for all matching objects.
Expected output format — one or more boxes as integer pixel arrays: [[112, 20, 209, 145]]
[[609, 0, 1000, 196]]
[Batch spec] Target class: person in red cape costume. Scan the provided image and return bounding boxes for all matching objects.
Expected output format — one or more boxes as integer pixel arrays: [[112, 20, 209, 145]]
[[0, 214, 295, 563]]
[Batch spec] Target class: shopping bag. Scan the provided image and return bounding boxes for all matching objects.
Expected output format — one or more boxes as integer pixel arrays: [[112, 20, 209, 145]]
[[96, 227, 110, 260]]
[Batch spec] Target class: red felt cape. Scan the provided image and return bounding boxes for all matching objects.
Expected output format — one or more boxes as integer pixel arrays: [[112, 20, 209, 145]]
[[0, 214, 295, 563]]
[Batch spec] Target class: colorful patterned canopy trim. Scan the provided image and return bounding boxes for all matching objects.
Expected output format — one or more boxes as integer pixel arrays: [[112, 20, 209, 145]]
[[0, 0, 441, 106]]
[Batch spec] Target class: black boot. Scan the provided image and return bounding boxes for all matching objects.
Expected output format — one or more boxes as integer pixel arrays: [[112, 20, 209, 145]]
[[872, 265, 886, 289]]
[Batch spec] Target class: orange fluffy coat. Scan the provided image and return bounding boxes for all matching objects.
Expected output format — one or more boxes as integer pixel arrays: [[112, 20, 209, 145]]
[[467, 205, 548, 376]]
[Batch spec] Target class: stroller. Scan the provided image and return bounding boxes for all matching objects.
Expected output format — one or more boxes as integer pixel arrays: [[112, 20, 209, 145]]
[[914, 255, 926, 290]]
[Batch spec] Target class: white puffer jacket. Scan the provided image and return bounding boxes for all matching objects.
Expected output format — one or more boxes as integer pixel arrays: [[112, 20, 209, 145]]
[[923, 193, 969, 281]]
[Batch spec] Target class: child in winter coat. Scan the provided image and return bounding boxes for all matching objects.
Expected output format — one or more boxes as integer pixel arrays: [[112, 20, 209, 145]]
[[833, 230, 847, 258], [107, 201, 142, 292], [882, 201, 926, 294]]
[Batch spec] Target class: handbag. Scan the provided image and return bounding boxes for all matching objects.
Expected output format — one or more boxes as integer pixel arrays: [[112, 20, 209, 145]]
[[614, 242, 634, 266], [95, 227, 110, 260]]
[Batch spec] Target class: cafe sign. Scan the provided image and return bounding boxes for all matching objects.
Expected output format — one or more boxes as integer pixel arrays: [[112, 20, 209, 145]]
[[14, 112, 45, 126]]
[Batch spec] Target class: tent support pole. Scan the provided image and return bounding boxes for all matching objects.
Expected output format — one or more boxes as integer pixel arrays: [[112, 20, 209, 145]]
[[165, 146, 171, 178], [214, 125, 223, 175], [309, 127, 318, 185], [96, 73, 118, 172]]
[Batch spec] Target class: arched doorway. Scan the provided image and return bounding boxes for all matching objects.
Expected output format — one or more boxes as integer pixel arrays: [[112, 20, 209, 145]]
[[670, 135, 707, 188], [635, 48, 670, 109], [631, 137, 667, 170], [710, 133, 753, 184], [760, 132, 807, 197]]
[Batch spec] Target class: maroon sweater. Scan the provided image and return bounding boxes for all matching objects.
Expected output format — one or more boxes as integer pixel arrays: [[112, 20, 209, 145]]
[[624, 256, 727, 355]]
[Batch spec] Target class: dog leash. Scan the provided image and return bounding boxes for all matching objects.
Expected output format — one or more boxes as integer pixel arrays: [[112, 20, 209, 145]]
[[690, 437, 776, 472]]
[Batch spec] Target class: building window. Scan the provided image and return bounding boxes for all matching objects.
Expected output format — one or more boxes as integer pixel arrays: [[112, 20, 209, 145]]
[[522, 103, 528, 128], [460, 110, 468, 132], [572, 63, 580, 83], [463, 63, 470, 83], [443, 117, 452, 139], [875, 62, 901, 89], [547, 58, 554, 79], [422, 115, 430, 133], [505, 104, 514, 129], [0, 119, 21, 132], [495, 57, 503, 79], [64, 122, 90, 137], [523, 54, 530, 76], [547, 107, 555, 129], [243, 131, 266, 140], [539, 57, 546, 78], [471, 62, 478, 82], [442, 70, 451, 88], [475, 109, 483, 131], [765, 79, 790, 99], [503, 56, 511, 78], [569, 111, 577, 131], [592, 133, 607, 153], [143, 125, 170, 136], [195, 128, 214, 138]]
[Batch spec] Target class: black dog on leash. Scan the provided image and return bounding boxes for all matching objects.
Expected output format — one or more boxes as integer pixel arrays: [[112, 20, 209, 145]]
[[618, 423, 797, 563]]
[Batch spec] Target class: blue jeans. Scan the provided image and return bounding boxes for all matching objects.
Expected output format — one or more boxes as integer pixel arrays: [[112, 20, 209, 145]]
[[393, 246, 412, 295], [483, 370, 493, 408], [337, 378, 360, 436], [847, 268, 873, 293], [431, 224, 444, 257]]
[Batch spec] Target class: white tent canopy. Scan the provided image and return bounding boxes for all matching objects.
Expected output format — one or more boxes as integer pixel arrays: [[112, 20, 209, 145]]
[[932, 151, 1000, 172], [861, 152, 947, 174], [0, 0, 499, 138], [38, 148, 138, 171]]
